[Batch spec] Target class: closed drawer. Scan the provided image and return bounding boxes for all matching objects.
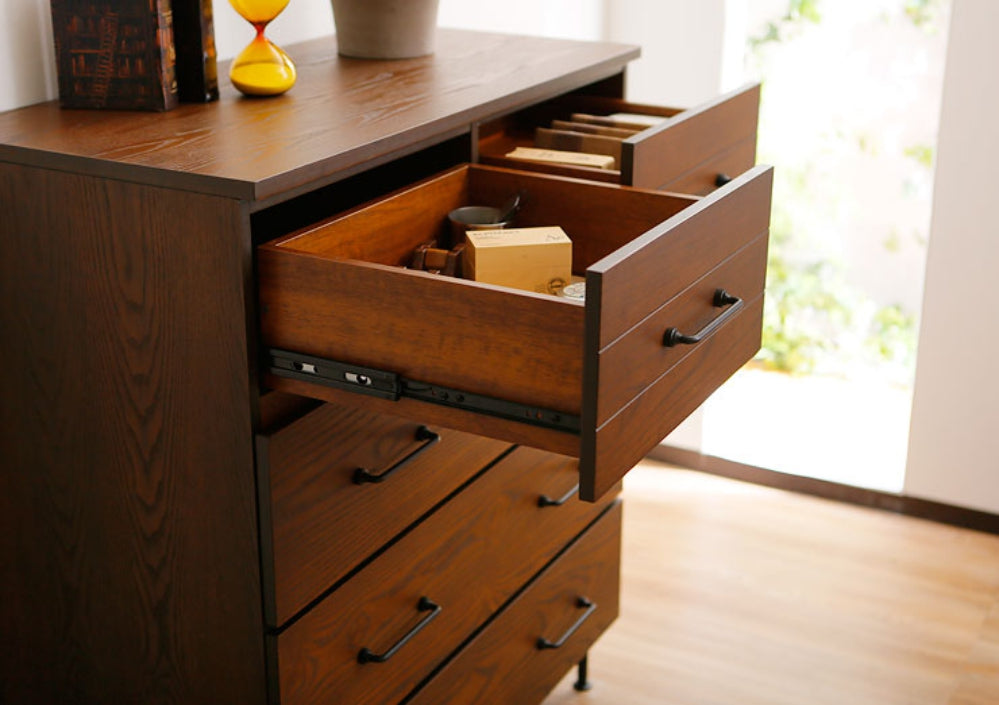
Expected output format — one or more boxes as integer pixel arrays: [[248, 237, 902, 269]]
[[258, 163, 773, 501], [271, 446, 618, 705], [256, 402, 511, 627], [477, 83, 760, 194], [407, 501, 622, 705]]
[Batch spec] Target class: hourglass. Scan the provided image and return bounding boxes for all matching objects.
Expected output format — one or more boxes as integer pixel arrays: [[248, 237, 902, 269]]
[[228, 0, 297, 96]]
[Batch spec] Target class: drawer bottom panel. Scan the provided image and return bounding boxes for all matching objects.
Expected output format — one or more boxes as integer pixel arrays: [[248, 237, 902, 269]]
[[405, 501, 623, 705]]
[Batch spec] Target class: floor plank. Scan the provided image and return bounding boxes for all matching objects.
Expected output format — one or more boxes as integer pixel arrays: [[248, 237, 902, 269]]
[[542, 462, 999, 705]]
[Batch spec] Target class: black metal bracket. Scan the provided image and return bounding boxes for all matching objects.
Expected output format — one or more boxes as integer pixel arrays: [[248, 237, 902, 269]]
[[575, 654, 593, 692], [268, 349, 580, 434], [401, 379, 580, 434], [269, 349, 400, 400]]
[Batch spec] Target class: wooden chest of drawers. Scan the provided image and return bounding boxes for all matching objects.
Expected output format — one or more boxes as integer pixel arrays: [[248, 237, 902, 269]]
[[0, 29, 770, 704]]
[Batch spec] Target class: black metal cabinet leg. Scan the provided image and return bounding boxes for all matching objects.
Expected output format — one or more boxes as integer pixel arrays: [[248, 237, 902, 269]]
[[574, 654, 593, 692]]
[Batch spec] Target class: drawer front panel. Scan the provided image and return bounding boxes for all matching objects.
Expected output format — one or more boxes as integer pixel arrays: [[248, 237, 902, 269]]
[[275, 445, 618, 705], [475, 84, 758, 193], [583, 294, 765, 500], [407, 501, 622, 705], [589, 165, 773, 350], [659, 137, 759, 197], [594, 233, 769, 425], [623, 83, 760, 191], [257, 402, 511, 627]]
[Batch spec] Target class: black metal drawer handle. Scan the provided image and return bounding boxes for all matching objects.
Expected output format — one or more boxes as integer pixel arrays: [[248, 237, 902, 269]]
[[537, 597, 597, 650], [357, 596, 442, 664], [538, 483, 579, 507], [353, 425, 440, 484], [663, 289, 743, 348]]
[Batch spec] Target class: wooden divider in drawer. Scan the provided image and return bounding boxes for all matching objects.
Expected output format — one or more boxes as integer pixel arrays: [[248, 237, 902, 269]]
[[477, 83, 760, 194], [406, 501, 622, 705], [272, 446, 618, 705], [255, 402, 511, 627], [258, 163, 773, 503]]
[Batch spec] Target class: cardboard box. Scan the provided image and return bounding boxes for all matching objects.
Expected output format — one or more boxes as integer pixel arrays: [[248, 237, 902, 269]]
[[463, 226, 572, 295]]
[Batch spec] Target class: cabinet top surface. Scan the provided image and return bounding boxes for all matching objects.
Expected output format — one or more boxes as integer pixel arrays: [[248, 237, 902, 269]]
[[0, 30, 637, 203]]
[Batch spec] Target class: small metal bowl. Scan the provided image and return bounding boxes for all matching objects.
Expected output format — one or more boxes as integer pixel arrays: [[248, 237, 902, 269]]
[[448, 206, 511, 240]]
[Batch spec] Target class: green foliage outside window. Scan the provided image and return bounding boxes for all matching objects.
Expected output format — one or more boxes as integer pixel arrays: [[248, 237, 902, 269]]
[[749, 0, 942, 378]]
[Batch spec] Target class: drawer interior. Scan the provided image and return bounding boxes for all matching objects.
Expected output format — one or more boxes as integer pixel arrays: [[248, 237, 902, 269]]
[[259, 164, 696, 419], [478, 95, 682, 184], [258, 163, 773, 501], [477, 84, 761, 194], [263, 162, 697, 278]]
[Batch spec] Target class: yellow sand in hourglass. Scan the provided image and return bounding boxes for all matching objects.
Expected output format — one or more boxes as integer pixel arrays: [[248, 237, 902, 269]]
[[229, 0, 297, 96]]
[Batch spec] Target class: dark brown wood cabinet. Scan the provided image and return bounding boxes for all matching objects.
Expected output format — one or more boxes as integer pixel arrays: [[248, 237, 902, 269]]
[[0, 29, 770, 704]]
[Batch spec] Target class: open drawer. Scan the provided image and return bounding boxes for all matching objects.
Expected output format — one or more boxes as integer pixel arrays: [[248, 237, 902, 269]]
[[477, 83, 760, 195], [258, 163, 772, 501]]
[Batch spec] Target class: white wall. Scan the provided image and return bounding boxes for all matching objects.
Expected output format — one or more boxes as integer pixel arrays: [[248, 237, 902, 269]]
[[903, 0, 999, 513], [603, 0, 734, 106], [0, 0, 57, 111]]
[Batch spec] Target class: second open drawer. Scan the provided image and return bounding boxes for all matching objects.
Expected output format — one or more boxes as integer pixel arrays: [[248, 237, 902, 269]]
[[258, 163, 772, 501], [476, 83, 761, 195]]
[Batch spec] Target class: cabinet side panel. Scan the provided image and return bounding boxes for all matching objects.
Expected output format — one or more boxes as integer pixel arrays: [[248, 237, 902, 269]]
[[0, 164, 266, 705]]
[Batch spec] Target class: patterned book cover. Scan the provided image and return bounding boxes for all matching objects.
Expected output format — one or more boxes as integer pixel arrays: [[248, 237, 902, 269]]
[[172, 0, 219, 102], [51, 0, 179, 111]]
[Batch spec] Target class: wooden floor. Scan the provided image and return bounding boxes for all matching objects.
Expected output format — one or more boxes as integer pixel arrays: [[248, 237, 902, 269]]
[[542, 462, 999, 705]]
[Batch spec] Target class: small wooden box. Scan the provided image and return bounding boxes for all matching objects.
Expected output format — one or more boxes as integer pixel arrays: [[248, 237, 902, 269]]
[[50, 0, 179, 111], [463, 226, 572, 295]]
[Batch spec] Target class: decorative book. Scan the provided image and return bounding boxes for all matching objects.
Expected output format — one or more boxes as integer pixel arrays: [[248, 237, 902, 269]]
[[50, 0, 179, 111]]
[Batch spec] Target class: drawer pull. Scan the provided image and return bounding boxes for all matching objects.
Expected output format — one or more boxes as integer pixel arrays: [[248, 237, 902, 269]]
[[357, 596, 442, 664], [715, 173, 733, 187], [537, 597, 597, 650], [538, 483, 579, 507], [662, 289, 743, 348], [353, 426, 441, 484]]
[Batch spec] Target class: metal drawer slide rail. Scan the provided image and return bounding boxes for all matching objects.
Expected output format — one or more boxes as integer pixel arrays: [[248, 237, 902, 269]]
[[269, 349, 581, 434]]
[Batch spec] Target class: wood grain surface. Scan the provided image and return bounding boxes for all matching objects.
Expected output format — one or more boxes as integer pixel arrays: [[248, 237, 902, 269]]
[[0, 164, 266, 704], [587, 164, 773, 350], [623, 82, 761, 191], [274, 446, 618, 705], [257, 402, 511, 626], [581, 295, 765, 501], [0, 31, 638, 203], [594, 233, 769, 425], [408, 502, 622, 705], [257, 164, 696, 416]]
